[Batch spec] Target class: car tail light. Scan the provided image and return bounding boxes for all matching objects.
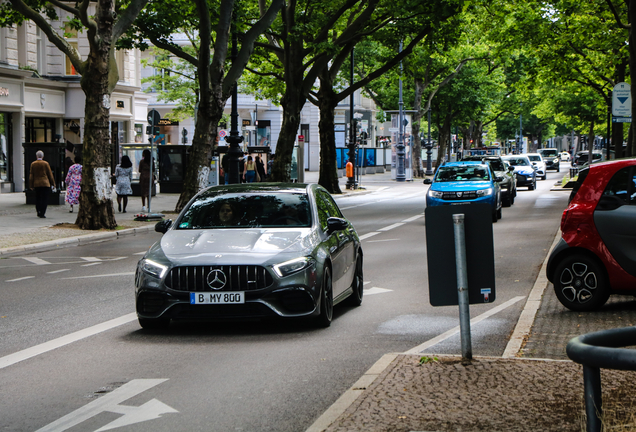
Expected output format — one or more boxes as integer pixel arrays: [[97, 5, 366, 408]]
[[561, 209, 569, 231]]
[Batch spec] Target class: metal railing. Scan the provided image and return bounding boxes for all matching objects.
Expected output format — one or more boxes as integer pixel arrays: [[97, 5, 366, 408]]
[[566, 327, 636, 432]]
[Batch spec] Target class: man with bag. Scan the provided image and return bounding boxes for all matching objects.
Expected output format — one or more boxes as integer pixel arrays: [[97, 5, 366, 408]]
[[29, 150, 56, 218]]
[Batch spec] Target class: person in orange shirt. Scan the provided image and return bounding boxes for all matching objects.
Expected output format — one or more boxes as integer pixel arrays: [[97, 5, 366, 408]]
[[29, 150, 56, 218]]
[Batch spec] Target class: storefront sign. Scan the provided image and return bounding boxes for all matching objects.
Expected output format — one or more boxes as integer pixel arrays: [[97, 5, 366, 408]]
[[0, 87, 9, 97], [159, 119, 179, 126]]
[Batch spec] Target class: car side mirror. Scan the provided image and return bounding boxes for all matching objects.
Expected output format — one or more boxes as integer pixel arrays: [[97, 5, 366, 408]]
[[155, 219, 173, 234], [495, 176, 504, 182], [423, 178, 432, 184], [327, 217, 348, 233], [508, 166, 515, 172], [597, 195, 625, 211]]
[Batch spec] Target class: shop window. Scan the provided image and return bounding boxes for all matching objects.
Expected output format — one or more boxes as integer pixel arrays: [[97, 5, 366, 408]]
[[0, 113, 10, 182], [256, 120, 271, 146], [64, 25, 79, 76], [134, 123, 143, 143], [36, 27, 45, 75], [26, 118, 55, 143]]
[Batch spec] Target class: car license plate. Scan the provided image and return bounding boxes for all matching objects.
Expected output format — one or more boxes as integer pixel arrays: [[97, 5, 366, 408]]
[[190, 292, 245, 304]]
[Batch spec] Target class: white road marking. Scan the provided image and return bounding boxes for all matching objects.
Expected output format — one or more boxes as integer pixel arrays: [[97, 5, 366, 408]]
[[402, 214, 424, 223], [133, 252, 147, 255], [365, 287, 393, 296], [47, 269, 70, 274], [6, 276, 35, 282], [36, 379, 177, 432], [81, 262, 102, 267], [403, 296, 526, 355], [81, 257, 102, 262], [110, 257, 127, 261], [60, 272, 135, 280], [378, 222, 404, 231], [358, 232, 380, 241], [366, 239, 399, 243], [0, 313, 137, 370], [22, 257, 51, 265]]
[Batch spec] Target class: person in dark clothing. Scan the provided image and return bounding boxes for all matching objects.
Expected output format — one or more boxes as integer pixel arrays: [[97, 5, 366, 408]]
[[29, 150, 55, 218], [221, 153, 229, 184], [255, 156, 266, 182]]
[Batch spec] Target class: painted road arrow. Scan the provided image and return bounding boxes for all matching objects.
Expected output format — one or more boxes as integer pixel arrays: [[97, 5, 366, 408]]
[[36, 379, 177, 432]]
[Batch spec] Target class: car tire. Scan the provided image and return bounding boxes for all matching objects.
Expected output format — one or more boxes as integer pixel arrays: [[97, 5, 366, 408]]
[[492, 209, 498, 223], [542, 174, 547, 180], [553, 254, 610, 312], [345, 254, 363, 307], [316, 266, 333, 327], [528, 182, 535, 191], [138, 317, 170, 330], [556, 166, 560, 173], [497, 207, 502, 220]]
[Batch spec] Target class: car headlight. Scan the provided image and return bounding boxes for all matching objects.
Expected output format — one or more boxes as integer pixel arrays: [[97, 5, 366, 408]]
[[273, 257, 313, 277], [428, 190, 444, 199], [476, 188, 493, 197], [553, 158, 559, 164], [139, 259, 168, 279]]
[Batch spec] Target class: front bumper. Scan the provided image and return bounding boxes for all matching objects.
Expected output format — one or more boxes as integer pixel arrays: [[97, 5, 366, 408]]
[[515, 173, 535, 186], [426, 194, 496, 209]]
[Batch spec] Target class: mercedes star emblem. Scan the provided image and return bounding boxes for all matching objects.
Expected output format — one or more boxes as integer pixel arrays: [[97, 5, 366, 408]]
[[207, 269, 227, 290]]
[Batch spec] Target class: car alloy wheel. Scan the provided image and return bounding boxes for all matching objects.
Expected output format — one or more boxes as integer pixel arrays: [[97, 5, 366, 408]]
[[316, 266, 333, 327], [553, 254, 610, 312], [345, 254, 363, 307]]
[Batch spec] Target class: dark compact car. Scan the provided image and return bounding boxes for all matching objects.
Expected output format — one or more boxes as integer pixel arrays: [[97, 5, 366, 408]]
[[501, 154, 537, 190], [573, 151, 604, 168], [462, 155, 517, 207], [546, 158, 636, 311], [538, 148, 561, 172], [135, 183, 363, 329]]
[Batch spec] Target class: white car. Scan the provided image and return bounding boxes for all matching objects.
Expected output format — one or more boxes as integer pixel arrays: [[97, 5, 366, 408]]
[[559, 151, 571, 162], [526, 153, 547, 180]]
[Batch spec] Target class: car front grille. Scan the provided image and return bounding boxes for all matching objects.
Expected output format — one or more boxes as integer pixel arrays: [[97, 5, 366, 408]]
[[165, 265, 273, 292], [442, 191, 478, 200]]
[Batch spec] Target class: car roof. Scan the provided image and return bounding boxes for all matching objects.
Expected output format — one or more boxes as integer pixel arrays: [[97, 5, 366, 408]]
[[197, 183, 311, 199], [441, 161, 487, 167]]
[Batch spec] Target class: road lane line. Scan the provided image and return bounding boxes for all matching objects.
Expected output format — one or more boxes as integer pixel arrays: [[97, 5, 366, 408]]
[[378, 222, 404, 231], [6, 276, 35, 282], [47, 269, 70, 274], [22, 257, 50, 265], [81, 257, 102, 262], [403, 296, 526, 355], [81, 262, 102, 267], [358, 232, 380, 241], [502, 233, 561, 358], [402, 214, 424, 223], [0, 313, 137, 370], [60, 272, 135, 280]]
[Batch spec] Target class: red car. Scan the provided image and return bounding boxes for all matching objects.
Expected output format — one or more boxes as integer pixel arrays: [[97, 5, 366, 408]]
[[546, 158, 636, 311]]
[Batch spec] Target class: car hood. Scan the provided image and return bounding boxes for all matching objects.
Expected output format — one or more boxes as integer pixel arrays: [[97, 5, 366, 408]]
[[431, 180, 493, 191], [154, 228, 317, 266]]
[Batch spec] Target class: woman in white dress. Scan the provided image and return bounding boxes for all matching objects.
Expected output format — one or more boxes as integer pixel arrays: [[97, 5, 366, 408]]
[[113, 155, 133, 213]]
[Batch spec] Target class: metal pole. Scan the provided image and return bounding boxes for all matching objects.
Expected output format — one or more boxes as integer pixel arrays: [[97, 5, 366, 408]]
[[396, 41, 405, 181], [452, 213, 472, 361], [226, 31, 243, 184], [148, 119, 155, 213], [583, 365, 603, 432], [425, 108, 433, 175], [347, 49, 357, 189], [607, 90, 612, 160], [519, 102, 523, 153]]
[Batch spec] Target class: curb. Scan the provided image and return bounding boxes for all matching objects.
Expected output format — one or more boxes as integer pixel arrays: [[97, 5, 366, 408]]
[[0, 225, 155, 258]]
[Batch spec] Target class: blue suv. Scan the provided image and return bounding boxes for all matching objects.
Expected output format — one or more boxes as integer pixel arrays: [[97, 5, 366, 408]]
[[424, 161, 503, 222]]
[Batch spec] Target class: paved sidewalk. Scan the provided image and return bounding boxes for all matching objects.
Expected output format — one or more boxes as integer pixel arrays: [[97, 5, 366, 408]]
[[3, 170, 636, 431]]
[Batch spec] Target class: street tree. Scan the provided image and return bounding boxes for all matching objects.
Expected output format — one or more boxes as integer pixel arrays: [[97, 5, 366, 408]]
[[0, 0, 149, 229]]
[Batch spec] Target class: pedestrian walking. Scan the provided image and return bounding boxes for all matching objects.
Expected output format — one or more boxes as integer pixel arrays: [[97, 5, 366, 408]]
[[243, 155, 256, 183], [29, 150, 55, 218], [64, 155, 82, 213], [255, 156, 266, 182], [267, 154, 275, 180], [139, 149, 154, 212], [113, 155, 133, 213]]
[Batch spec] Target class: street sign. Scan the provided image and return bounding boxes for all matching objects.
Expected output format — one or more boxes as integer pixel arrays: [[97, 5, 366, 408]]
[[389, 128, 398, 132], [218, 130, 227, 138], [147, 109, 161, 126], [613, 116, 632, 123], [181, 128, 188, 137], [612, 82, 631, 117]]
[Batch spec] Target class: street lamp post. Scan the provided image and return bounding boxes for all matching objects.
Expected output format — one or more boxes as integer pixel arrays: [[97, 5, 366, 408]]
[[347, 48, 357, 190], [226, 32, 244, 184], [425, 108, 433, 175], [518, 102, 523, 154], [396, 41, 406, 182]]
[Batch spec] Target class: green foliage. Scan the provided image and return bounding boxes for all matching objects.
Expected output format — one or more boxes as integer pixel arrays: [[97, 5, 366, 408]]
[[419, 356, 439, 365]]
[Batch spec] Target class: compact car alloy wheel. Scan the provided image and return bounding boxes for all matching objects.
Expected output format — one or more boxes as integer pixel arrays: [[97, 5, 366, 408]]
[[553, 254, 610, 312], [345, 254, 364, 307], [317, 267, 334, 327]]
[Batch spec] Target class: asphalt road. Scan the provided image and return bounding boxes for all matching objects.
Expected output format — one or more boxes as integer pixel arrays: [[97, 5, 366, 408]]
[[0, 170, 570, 432]]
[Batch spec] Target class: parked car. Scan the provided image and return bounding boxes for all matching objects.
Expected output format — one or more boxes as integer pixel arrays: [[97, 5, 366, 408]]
[[546, 158, 636, 311], [560, 151, 571, 162], [573, 150, 604, 168], [526, 153, 547, 180], [538, 148, 561, 172], [135, 183, 364, 329], [501, 154, 537, 190], [462, 155, 517, 206], [424, 161, 503, 222]]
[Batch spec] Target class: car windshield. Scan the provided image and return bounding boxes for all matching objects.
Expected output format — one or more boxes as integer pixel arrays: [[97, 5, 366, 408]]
[[540, 150, 558, 157], [528, 155, 542, 162], [435, 165, 490, 182], [503, 157, 529, 166], [176, 192, 312, 229], [486, 159, 505, 171]]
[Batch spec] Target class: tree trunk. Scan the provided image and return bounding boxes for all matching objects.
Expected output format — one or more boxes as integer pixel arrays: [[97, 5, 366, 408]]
[[272, 89, 305, 183], [412, 78, 424, 178], [317, 72, 342, 193], [76, 1, 117, 230], [588, 120, 595, 166], [435, 114, 452, 167]]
